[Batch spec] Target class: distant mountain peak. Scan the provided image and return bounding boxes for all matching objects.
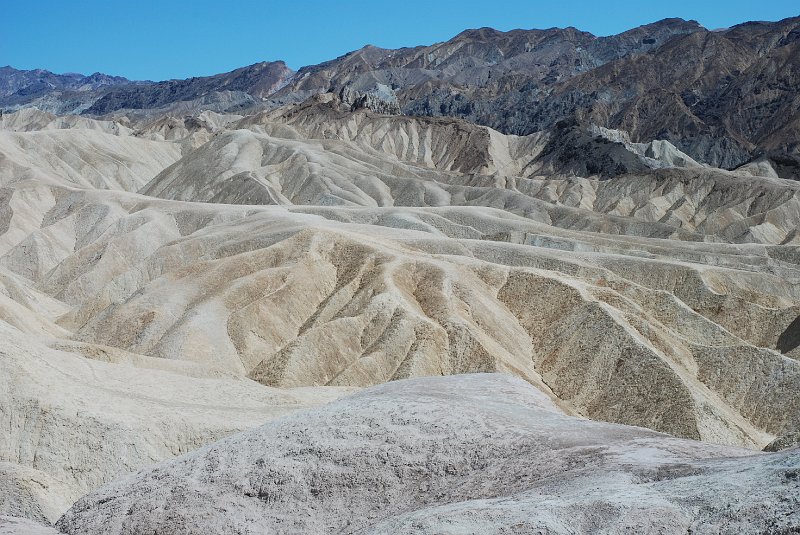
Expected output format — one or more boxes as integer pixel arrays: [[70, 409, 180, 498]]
[[2, 15, 798, 175]]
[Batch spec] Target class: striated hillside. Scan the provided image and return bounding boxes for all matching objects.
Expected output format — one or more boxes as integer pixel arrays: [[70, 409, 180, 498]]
[[0, 106, 797, 460], [1, 15, 799, 533]]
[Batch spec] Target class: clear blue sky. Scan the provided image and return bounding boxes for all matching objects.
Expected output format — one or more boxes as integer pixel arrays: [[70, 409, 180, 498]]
[[3, 0, 798, 81]]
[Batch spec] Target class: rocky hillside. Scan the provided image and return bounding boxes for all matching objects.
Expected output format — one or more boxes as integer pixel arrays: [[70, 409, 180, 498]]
[[56, 374, 800, 535], [274, 16, 800, 172], [3, 17, 799, 175], [0, 61, 293, 116], [0, 66, 131, 100]]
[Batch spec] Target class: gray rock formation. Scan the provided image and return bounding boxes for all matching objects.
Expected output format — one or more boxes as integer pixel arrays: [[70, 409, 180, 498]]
[[56, 374, 800, 535], [765, 431, 800, 452], [0, 516, 61, 535], [339, 83, 401, 115]]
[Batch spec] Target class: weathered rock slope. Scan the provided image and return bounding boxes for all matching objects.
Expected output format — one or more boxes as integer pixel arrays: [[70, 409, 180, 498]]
[[0, 516, 61, 535], [56, 374, 800, 535], [1, 106, 799, 455], [1, 65, 799, 530]]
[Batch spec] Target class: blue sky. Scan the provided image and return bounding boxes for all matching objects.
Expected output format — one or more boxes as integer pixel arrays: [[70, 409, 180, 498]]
[[2, 1, 798, 81]]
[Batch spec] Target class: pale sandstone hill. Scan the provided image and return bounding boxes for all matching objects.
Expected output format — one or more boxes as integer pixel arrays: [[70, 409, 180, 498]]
[[56, 374, 800, 535], [0, 128, 180, 190], [1, 110, 798, 450], [0, 108, 133, 135], [141, 98, 800, 244], [0, 178, 796, 449], [0, 317, 352, 523], [1, 96, 800, 528]]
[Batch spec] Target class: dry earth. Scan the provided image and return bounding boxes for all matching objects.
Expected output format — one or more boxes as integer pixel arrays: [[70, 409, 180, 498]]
[[56, 374, 800, 535], [0, 100, 798, 531]]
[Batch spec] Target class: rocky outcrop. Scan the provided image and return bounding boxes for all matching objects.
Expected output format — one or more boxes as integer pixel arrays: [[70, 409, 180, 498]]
[[339, 83, 401, 115], [764, 432, 800, 452], [56, 374, 800, 535]]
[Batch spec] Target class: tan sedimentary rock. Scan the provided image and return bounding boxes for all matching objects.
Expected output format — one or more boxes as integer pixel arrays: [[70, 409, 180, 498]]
[[1, 100, 799, 525]]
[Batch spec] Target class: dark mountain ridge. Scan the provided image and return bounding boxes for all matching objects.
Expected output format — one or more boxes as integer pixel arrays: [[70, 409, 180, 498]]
[[0, 66, 133, 99], [2, 16, 798, 173]]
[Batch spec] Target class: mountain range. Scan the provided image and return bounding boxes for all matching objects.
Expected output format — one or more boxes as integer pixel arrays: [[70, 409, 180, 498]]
[[3, 16, 800, 176]]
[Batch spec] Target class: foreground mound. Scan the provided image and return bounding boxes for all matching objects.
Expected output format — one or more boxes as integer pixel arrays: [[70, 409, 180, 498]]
[[0, 516, 59, 535], [0, 319, 352, 522], [57, 374, 799, 534]]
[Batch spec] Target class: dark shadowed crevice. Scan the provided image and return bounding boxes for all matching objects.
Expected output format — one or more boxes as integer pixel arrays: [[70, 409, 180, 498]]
[[777, 315, 800, 354]]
